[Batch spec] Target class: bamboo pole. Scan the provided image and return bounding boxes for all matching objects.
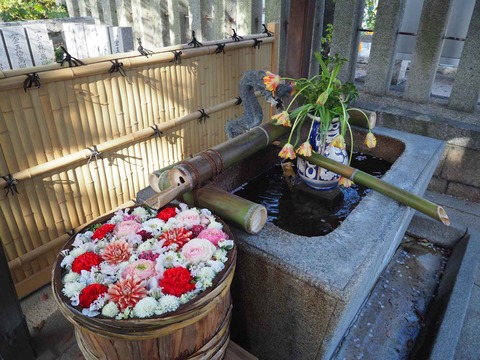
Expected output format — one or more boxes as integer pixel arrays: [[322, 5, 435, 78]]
[[287, 144, 451, 225], [0, 90, 252, 190], [0, 36, 275, 91]]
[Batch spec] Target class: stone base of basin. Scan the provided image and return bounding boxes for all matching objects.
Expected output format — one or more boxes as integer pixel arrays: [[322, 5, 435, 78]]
[[211, 127, 445, 360]]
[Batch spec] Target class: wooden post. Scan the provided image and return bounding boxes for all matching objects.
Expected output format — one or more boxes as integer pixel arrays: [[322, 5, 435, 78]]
[[0, 243, 35, 360], [284, 0, 318, 78]]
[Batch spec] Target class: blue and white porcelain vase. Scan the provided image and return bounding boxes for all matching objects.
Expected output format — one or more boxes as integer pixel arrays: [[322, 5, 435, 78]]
[[297, 115, 348, 190]]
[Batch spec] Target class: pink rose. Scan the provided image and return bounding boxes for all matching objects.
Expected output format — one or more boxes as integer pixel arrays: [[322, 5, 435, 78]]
[[176, 209, 201, 229], [114, 220, 142, 238], [181, 238, 216, 264], [122, 259, 156, 281], [198, 228, 228, 246]]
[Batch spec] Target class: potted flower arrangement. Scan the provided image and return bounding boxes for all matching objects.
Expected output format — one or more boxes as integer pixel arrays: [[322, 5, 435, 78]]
[[263, 53, 377, 190], [52, 203, 236, 359]]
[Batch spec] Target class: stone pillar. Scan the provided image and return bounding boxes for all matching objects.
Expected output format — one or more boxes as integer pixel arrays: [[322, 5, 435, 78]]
[[237, 0, 262, 36], [329, 0, 365, 83], [265, 0, 290, 75], [403, 0, 454, 103], [200, 0, 225, 41], [448, 0, 480, 114], [308, 0, 325, 78], [364, 0, 407, 95]]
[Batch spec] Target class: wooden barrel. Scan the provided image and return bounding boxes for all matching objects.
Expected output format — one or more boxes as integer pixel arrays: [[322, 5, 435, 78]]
[[52, 214, 236, 360]]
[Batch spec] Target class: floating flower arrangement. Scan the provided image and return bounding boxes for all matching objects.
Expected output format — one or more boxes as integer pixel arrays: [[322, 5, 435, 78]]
[[59, 204, 234, 319]]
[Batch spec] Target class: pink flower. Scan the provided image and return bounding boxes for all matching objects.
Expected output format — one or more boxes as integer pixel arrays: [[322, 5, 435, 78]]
[[122, 259, 156, 281], [278, 143, 296, 160], [176, 209, 201, 229], [272, 111, 291, 127], [181, 238, 216, 264], [114, 220, 142, 239], [198, 228, 229, 246], [191, 224, 206, 237], [102, 240, 131, 265], [296, 142, 313, 157], [108, 276, 147, 310]]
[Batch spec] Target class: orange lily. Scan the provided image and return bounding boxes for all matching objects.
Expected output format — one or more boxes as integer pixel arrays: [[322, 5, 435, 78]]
[[278, 143, 296, 160], [272, 111, 291, 127], [296, 142, 313, 157], [263, 71, 281, 93], [364, 132, 377, 148], [331, 135, 346, 150], [338, 177, 354, 188]]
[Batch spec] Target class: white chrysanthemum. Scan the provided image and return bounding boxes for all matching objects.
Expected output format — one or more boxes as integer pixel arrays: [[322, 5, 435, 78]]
[[63, 272, 80, 284], [132, 207, 149, 220], [197, 266, 215, 281], [101, 302, 119, 317], [137, 240, 154, 253], [60, 255, 74, 268], [62, 282, 85, 298], [158, 250, 181, 268], [179, 291, 196, 304], [214, 249, 228, 262], [218, 240, 234, 250], [125, 234, 143, 246], [207, 220, 223, 230], [207, 260, 225, 273], [95, 240, 107, 250], [155, 295, 180, 315], [100, 262, 120, 277], [133, 297, 158, 318], [72, 231, 93, 247], [142, 218, 165, 235], [163, 217, 181, 231], [149, 287, 163, 300], [70, 248, 87, 258], [109, 214, 124, 224]]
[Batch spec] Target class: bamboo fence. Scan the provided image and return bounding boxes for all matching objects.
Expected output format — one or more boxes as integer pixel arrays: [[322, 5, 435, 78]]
[[0, 32, 275, 298]]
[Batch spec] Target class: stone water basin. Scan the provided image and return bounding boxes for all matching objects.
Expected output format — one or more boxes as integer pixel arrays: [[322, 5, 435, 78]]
[[209, 126, 445, 360]]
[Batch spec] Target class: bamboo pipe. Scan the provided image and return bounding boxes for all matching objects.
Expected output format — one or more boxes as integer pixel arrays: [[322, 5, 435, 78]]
[[289, 145, 450, 225], [0, 96, 249, 189], [0, 37, 275, 91], [7, 200, 136, 271]]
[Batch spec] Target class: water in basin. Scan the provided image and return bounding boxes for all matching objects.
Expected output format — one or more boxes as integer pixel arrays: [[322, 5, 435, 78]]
[[233, 151, 392, 236]]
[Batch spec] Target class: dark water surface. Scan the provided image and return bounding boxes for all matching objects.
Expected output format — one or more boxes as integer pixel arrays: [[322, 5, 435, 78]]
[[233, 152, 392, 237]]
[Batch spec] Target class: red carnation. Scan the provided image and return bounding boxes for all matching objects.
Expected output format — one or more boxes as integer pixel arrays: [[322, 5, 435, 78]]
[[157, 206, 177, 222], [79, 283, 108, 308], [92, 223, 116, 240], [71, 252, 103, 273], [160, 267, 196, 297]]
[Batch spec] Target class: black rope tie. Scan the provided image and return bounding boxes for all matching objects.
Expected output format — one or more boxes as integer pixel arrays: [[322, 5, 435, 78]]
[[58, 46, 84, 67], [252, 38, 262, 49], [87, 145, 102, 164], [235, 96, 242, 105], [230, 29, 243, 42], [1, 174, 19, 196], [150, 124, 163, 138], [198, 109, 210, 124], [108, 60, 126, 77], [171, 50, 182, 65], [23, 73, 41, 92], [137, 38, 154, 57], [262, 24, 274, 37], [214, 43, 226, 54], [188, 31, 203, 48]]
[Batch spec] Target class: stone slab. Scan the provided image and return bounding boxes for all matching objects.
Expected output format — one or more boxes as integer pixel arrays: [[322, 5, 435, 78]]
[[84, 24, 111, 57], [108, 26, 134, 54], [0, 31, 11, 70], [224, 127, 445, 359], [1, 25, 34, 69], [446, 181, 480, 204], [441, 145, 480, 187], [24, 23, 55, 66]]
